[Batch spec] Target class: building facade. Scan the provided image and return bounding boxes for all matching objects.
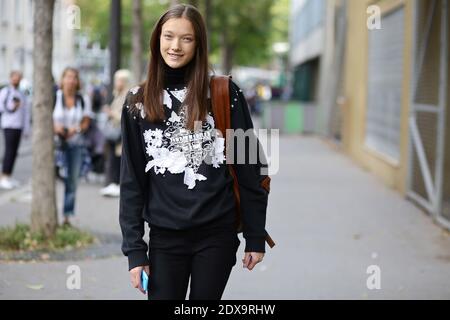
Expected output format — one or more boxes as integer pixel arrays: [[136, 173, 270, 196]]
[[0, 0, 76, 87], [289, 0, 327, 133], [341, 0, 449, 229], [289, 0, 449, 228]]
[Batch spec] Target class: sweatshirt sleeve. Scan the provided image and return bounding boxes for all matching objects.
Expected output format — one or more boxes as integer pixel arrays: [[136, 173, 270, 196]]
[[119, 91, 150, 270], [229, 80, 269, 253], [82, 94, 95, 119], [0, 88, 6, 113], [0, 88, 15, 113]]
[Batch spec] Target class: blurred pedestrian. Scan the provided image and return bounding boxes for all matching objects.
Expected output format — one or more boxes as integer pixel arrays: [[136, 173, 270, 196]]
[[83, 82, 107, 183], [99, 69, 131, 197], [245, 85, 259, 115], [91, 83, 105, 115], [53, 67, 94, 226], [0, 71, 31, 190]]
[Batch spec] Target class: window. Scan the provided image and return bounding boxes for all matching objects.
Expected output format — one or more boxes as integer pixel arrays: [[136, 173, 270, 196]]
[[365, 7, 405, 161], [15, 0, 23, 27], [0, 0, 7, 24]]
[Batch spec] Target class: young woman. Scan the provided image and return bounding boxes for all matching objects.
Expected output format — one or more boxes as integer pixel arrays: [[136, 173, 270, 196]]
[[53, 67, 93, 226], [119, 4, 270, 300]]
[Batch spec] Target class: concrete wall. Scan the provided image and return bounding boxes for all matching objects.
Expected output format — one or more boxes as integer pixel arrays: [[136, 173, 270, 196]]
[[341, 0, 413, 194], [289, 0, 326, 67]]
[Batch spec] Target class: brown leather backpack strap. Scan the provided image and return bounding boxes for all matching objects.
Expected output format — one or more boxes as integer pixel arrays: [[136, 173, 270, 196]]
[[210, 75, 274, 248], [266, 234, 275, 248], [261, 176, 271, 193], [211, 75, 243, 231], [210, 75, 231, 142]]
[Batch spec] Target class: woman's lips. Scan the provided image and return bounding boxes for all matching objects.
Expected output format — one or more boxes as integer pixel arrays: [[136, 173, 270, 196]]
[[168, 53, 183, 59]]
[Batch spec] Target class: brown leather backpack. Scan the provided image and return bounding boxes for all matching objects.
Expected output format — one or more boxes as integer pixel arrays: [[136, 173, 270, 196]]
[[210, 74, 275, 249]]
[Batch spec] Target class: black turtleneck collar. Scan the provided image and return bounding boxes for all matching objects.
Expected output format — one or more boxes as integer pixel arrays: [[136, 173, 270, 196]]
[[163, 60, 191, 86]]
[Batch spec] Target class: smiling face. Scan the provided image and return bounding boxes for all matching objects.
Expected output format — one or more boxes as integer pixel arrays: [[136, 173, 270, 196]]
[[160, 17, 196, 68], [61, 69, 80, 92]]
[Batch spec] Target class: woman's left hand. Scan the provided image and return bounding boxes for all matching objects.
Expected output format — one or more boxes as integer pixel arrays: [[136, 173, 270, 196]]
[[66, 127, 77, 139], [242, 252, 264, 271], [102, 105, 112, 117]]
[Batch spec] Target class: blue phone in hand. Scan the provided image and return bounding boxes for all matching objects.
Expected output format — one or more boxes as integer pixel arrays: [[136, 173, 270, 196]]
[[141, 270, 149, 293]]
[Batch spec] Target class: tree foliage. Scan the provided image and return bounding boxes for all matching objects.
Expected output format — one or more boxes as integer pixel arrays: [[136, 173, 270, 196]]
[[76, 0, 289, 70]]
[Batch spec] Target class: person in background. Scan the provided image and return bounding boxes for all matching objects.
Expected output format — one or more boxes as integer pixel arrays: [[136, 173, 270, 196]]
[[83, 81, 107, 184], [99, 69, 131, 197], [91, 82, 105, 115], [53, 67, 94, 226], [0, 71, 31, 190], [245, 84, 259, 115]]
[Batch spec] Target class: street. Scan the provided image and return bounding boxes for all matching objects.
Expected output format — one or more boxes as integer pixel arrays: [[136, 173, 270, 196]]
[[1, 134, 449, 299]]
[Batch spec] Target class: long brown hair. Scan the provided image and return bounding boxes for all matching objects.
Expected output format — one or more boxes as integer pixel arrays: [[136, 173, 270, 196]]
[[60, 67, 81, 92], [142, 4, 212, 130]]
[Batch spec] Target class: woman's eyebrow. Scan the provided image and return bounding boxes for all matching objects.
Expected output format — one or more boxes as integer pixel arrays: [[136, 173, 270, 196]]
[[163, 30, 194, 37]]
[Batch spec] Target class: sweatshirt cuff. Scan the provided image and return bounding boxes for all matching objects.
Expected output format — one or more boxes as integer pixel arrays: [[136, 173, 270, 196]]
[[127, 250, 150, 271], [244, 236, 266, 253]]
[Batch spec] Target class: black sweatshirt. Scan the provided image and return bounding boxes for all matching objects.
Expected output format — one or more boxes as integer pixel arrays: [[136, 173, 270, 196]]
[[119, 63, 269, 270]]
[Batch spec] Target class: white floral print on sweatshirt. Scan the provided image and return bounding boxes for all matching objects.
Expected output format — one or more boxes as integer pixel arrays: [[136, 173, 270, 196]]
[[142, 102, 225, 190]]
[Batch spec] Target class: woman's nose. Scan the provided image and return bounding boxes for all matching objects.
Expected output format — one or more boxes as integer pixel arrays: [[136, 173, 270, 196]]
[[171, 40, 181, 50]]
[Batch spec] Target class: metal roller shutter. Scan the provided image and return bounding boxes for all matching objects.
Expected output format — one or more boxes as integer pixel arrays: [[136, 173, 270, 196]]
[[365, 7, 405, 161]]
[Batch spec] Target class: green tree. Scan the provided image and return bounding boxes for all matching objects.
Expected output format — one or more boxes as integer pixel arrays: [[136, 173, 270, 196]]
[[269, 0, 290, 45], [131, 0, 143, 84], [76, 0, 167, 67], [219, 0, 274, 73], [76, 0, 289, 73]]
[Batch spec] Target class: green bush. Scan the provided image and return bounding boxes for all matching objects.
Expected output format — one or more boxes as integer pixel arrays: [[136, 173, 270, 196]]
[[0, 223, 94, 251]]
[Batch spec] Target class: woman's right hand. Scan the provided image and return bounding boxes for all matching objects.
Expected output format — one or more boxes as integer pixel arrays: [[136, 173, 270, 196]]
[[54, 124, 65, 136], [129, 265, 150, 294]]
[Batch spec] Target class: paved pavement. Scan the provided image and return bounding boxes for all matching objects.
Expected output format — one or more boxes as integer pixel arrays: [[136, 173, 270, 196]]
[[1, 133, 450, 299]]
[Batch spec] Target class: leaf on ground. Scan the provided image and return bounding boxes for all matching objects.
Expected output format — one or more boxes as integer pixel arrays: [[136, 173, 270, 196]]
[[26, 284, 44, 290]]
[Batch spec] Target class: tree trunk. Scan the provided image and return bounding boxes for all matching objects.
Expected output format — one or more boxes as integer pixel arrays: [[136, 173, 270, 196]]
[[109, 0, 121, 101], [131, 0, 143, 85], [221, 27, 233, 75], [31, 0, 58, 237], [223, 43, 233, 75], [205, 0, 212, 54], [188, 0, 199, 7]]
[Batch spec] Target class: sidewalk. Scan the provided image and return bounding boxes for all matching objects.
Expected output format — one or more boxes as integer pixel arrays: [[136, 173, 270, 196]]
[[0, 135, 450, 299]]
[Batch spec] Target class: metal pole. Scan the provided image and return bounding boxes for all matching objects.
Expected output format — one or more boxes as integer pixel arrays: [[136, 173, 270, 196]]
[[412, 0, 436, 96], [409, 116, 435, 201], [433, 0, 448, 217], [406, 0, 419, 198], [407, 0, 437, 207]]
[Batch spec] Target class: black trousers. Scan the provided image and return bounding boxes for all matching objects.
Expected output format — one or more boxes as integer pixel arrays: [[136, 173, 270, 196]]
[[147, 222, 240, 300], [2, 128, 22, 175], [106, 140, 120, 185]]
